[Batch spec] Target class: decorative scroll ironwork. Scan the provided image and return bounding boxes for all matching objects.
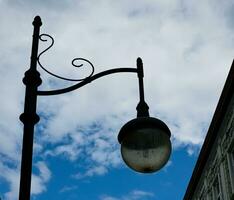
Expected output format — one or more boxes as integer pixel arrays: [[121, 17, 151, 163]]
[[37, 33, 95, 81]]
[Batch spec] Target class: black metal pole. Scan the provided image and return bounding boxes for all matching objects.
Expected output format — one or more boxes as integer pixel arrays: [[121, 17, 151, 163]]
[[19, 16, 42, 200], [136, 57, 149, 117]]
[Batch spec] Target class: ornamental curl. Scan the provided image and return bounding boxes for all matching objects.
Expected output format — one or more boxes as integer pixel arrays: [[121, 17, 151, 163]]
[[37, 34, 95, 81]]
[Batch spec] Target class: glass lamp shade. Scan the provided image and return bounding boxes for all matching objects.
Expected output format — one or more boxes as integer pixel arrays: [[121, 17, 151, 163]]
[[118, 117, 171, 173]]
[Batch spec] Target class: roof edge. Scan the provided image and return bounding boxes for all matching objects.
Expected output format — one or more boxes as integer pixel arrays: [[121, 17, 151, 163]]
[[183, 59, 234, 200]]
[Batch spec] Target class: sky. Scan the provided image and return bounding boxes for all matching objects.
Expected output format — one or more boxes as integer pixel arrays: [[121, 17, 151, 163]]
[[0, 0, 234, 200]]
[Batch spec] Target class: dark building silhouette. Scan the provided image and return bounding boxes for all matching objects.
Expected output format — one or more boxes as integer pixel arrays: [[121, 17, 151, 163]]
[[184, 61, 234, 200]]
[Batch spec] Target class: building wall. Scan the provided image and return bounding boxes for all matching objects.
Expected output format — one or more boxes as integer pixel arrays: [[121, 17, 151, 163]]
[[193, 93, 234, 200]]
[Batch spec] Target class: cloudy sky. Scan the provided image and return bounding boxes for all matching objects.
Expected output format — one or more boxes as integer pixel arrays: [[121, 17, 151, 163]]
[[0, 0, 234, 199]]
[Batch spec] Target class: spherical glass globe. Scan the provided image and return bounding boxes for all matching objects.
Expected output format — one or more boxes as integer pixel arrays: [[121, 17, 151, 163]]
[[118, 117, 171, 173]]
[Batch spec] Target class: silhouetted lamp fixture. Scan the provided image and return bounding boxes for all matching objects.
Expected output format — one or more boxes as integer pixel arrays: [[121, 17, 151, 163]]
[[19, 16, 171, 200], [118, 58, 171, 173]]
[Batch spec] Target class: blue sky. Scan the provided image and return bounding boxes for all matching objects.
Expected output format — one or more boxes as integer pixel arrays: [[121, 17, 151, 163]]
[[0, 0, 234, 199]]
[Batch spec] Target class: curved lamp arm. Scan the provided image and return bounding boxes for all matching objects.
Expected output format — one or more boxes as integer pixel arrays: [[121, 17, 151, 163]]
[[36, 29, 148, 118], [36, 33, 141, 97], [37, 67, 137, 96], [36, 37, 148, 115], [36, 27, 141, 97]]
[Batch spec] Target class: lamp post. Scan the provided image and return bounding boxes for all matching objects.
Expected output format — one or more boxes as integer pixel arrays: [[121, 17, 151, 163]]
[[19, 16, 172, 200]]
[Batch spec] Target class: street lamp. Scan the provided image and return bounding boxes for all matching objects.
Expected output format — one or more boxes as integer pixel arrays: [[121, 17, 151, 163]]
[[19, 16, 172, 200]]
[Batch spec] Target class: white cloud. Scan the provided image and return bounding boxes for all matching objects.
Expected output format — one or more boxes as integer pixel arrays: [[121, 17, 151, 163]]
[[101, 196, 119, 200], [44, 143, 82, 161], [0, 161, 51, 200], [0, 162, 20, 200], [59, 185, 78, 193], [1, 0, 234, 198], [74, 165, 108, 179], [35, 161, 51, 182], [31, 161, 51, 195], [130, 190, 154, 199], [100, 190, 154, 200]]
